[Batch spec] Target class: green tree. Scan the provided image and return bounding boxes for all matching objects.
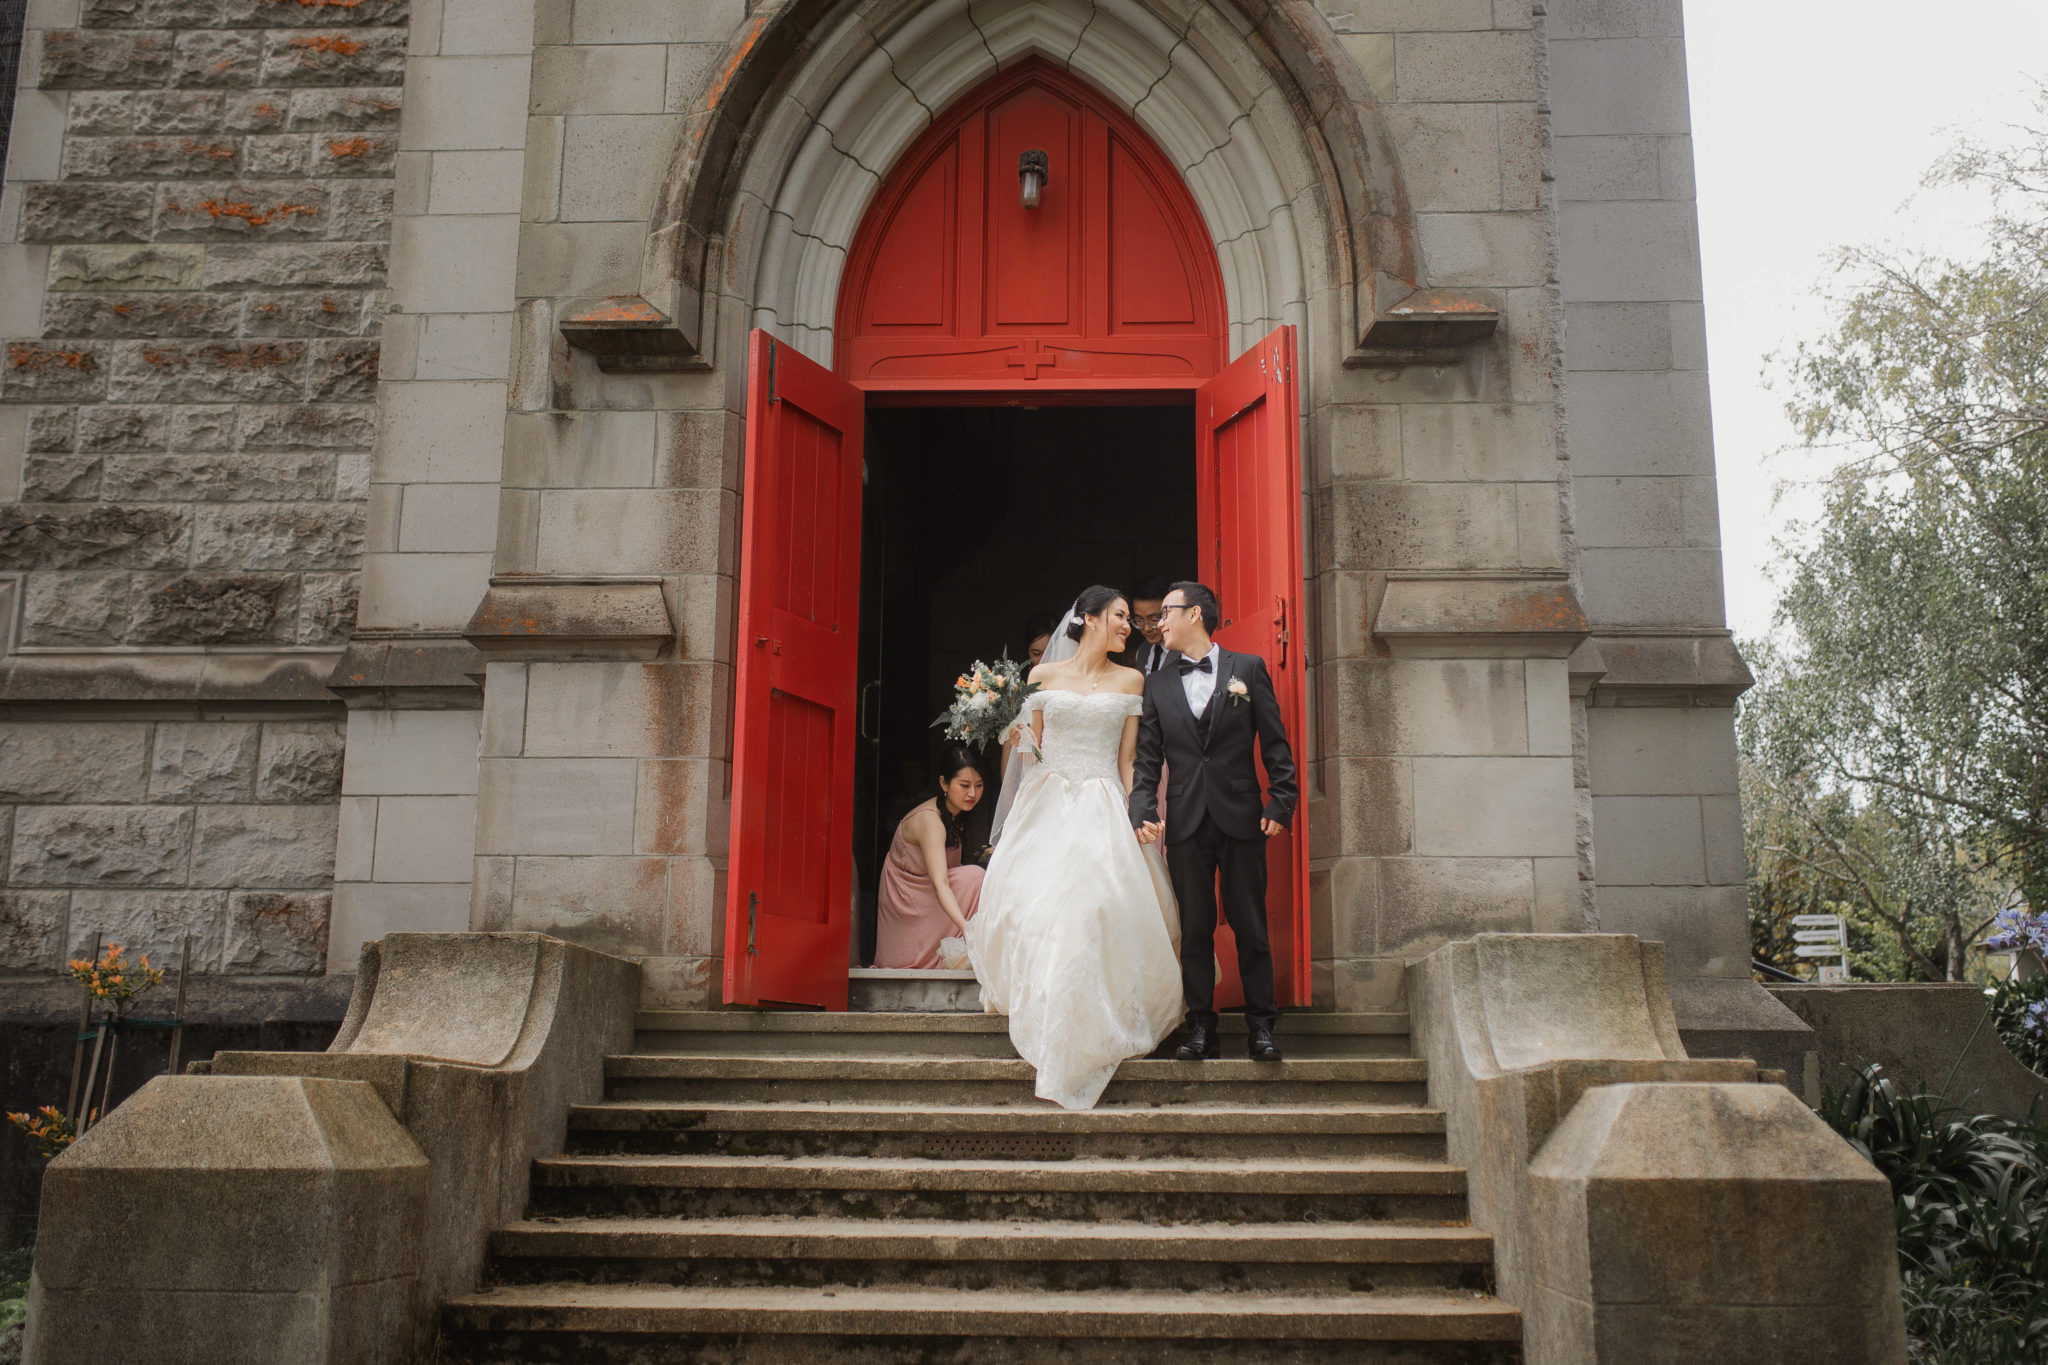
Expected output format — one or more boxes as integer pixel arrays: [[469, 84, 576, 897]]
[[1748, 91, 2048, 979], [1741, 641, 2005, 982]]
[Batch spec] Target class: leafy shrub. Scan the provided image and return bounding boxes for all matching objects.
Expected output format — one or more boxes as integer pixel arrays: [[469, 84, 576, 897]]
[[0, 1243, 28, 1335], [1823, 1065, 2048, 1363], [1988, 975, 2048, 1079]]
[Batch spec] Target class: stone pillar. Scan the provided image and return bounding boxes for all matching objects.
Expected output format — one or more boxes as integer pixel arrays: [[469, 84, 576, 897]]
[[1306, 3, 1587, 1009], [27, 1075, 430, 1365], [462, 0, 747, 1008], [1412, 934, 1906, 1365], [1526, 1083, 1907, 1363], [325, 0, 541, 966], [1546, 0, 1756, 980]]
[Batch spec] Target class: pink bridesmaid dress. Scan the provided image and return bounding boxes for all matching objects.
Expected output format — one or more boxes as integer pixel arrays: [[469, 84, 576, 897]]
[[874, 817, 983, 969]]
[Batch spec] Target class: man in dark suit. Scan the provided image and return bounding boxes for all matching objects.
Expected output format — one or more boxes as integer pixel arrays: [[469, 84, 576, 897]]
[[1129, 581, 1297, 1062], [1112, 578, 1174, 676]]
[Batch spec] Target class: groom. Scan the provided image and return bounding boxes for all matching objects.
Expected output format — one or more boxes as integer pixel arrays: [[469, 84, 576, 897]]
[[1130, 582, 1297, 1062]]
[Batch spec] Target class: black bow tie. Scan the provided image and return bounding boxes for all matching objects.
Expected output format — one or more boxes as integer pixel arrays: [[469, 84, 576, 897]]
[[1178, 656, 1213, 676]]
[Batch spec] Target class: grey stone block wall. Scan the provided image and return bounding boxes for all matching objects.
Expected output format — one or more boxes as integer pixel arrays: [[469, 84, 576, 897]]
[[0, 716, 343, 975], [0, 697, 355, 974], [0, 0, 404, 653], [0, 0, 410, 982]]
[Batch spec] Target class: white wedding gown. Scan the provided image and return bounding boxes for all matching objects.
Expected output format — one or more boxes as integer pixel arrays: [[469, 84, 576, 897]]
[[966, 690, 1184, 1109]]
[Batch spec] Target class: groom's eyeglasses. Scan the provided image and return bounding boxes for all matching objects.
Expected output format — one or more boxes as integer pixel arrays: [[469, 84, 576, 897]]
[[1156, 604, 1192, 618]]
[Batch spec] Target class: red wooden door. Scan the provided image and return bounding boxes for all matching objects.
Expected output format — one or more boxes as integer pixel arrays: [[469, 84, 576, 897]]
[[725, 330, 865, 1008], [1197, 325, 1311, 1007], [836, 59, 1225, 392]]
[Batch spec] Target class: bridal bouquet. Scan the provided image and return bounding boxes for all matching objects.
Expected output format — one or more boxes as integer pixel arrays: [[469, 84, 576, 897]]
[[934, 654, 1040, 758]]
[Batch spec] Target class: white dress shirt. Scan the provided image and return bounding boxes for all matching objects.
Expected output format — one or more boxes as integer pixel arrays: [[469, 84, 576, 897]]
[[1180, 643, 1221, 716], [1139, 641, 1167, 675]]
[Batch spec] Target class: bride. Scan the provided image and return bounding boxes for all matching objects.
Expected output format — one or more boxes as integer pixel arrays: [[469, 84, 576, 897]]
[[966, 585, 1185, 1109]]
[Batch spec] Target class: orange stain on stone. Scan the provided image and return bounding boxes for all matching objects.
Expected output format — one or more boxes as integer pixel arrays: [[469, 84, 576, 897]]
[[327, 136, 372, 157], [194, 198, 320, 226], [7, 343, 95, 372], [568, 296, 666, 324], [290, 34, 363, 55]]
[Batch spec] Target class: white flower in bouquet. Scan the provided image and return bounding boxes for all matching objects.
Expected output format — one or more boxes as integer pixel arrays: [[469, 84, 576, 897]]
[[934, 652, 1039, 757]]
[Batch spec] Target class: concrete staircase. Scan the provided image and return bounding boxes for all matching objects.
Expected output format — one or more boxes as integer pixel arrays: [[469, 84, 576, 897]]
[[437, 1011, 1522, 1363]]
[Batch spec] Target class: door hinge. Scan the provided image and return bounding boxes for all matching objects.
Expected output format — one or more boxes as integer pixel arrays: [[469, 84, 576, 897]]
[[766, 342, 778, 404], [747, 891, 759, 955]]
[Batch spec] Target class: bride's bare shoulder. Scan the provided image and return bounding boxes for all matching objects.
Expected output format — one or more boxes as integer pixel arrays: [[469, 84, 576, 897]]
[[1108, 665, 1145, 696]]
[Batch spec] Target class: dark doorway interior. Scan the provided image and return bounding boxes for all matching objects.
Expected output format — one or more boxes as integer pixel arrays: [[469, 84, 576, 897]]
[[852, 403, 1198, 965]]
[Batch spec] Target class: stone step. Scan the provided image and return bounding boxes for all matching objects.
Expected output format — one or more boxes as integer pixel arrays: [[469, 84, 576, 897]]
[[528, 1153, 1469, 1224], [634, 1009, 1414, 1059], [603, 1054, 1430, 1107], [483, 1216, 1496, 1294], [846, 967, 981, 1011], [439, 1283, 1523, 1364], [566, 1099, 1449, 1160]]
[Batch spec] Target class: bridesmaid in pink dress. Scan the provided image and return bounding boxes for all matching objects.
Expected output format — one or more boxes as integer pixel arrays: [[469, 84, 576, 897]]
[[875, 745, 987, 969]]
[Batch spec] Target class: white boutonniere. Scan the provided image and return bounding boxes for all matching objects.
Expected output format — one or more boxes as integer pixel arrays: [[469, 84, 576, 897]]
[[1225, 677, 1250, 706]]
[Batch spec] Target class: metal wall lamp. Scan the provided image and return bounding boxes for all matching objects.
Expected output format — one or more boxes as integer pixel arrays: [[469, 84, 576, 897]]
[[1019, 150, 1049, 209]]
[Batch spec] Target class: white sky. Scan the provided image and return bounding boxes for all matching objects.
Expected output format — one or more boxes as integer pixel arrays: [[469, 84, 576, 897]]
[[1685, 2, 2048, 640]]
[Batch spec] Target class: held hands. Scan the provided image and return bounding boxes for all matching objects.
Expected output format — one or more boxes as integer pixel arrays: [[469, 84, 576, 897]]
[[1137, 820, 1278, 842]]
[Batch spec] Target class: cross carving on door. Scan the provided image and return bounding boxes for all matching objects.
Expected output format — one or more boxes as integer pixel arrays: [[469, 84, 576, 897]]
[[1006, 341, 1058, 380]]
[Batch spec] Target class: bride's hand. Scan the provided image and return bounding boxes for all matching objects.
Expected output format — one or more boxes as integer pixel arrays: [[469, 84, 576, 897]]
[[1005, 719, 1041, 761]]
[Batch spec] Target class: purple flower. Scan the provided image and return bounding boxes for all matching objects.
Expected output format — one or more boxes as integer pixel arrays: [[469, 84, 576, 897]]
[[1981, 907, 2044, 953], [2024, 1001, 2048, 1039]]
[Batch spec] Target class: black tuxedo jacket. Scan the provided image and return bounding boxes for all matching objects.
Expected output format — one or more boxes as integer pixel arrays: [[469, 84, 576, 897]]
[[1116, 638, 1173, 676], [1129, 647, 1297, 842]]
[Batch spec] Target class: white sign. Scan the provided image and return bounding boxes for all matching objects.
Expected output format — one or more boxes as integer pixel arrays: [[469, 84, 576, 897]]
[[1794, 944, 1850, 958], [1792, 914, 1846, 928], [1793, 929, 1844, 944], [1817, 964, 1849, 984]]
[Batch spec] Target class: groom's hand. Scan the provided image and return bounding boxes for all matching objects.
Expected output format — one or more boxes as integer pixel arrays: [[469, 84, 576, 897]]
[[1260, 818, 1284, 838], [1137, 821, 1163, 845]]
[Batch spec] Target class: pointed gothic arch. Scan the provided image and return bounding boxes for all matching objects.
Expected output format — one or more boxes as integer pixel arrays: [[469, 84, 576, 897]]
[[559, 0, 1493, 376], [835, 58, 1230, 389]]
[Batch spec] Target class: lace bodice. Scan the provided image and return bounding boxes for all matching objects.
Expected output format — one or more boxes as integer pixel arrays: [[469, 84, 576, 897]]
[[1024, 690, 1142, 786]]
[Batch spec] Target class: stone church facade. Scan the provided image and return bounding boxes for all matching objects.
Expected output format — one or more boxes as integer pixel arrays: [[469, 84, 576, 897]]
[[1, 0, 1761, 1042]]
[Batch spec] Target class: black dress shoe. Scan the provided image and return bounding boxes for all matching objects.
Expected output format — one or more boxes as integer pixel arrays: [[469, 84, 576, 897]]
[[1175, 1022, 1220, 1060], [1247, 1025, 1282, 1063]]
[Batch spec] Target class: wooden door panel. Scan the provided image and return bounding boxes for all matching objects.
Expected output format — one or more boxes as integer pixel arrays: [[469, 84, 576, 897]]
[[838, 59, 1224, 391], [726, 330, 865, 1008], [988, 89, 1076, 328], [1196, 325, 1311, 1008]]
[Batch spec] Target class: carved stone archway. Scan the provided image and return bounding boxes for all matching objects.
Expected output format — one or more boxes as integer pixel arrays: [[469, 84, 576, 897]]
[[559, 0, 1496, 376]]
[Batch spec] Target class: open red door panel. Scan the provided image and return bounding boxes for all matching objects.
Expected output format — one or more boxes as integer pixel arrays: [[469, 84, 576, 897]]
[[725, 330, 865, 1008], [1195, 324, 1311, 1007]]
